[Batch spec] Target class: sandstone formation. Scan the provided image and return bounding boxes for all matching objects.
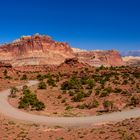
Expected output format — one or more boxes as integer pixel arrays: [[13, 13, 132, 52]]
[[0, 62, 12, 68], [123, 56, 140, 66], [58, 57, 89, 69], [0, 34, 124, 67], [74, 50, 124, 67], [0, 34, 74, 66]]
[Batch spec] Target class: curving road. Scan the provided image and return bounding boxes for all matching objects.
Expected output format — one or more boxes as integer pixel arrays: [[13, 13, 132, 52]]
[[0, 80, 140, 127]]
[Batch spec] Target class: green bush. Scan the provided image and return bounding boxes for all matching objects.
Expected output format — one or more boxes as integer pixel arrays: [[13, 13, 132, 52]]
[[65, 106, 73, 110], [68, 91, 75, 96], [3, 69, 7, 76], [23, 89, 31, 95], [47, 77, 56, 87], [5, 75, 12, 79], [38, 81, 47, 89], [37, 74, 47, 81], [22, 85, 28, 91], [86, 79, 95, 89], [83, 100, 99, 109], [18, 93, 45, 111], [95, 88, 100, 95], [72, 91, 85, 102], [114, 88, 122, 93], [76, 104, 87, 109], [61, 81, 71, 90], [122, 80, 128, 85], [80, 76, 88, 85], [103, 100, 113, 111], [61, 76, 82, 90], [130, 96, 140, 106], [100, 90, 109, 97], [9, 87, 18, 98], [84, 90, 92, 97], [20, 74, 27, 80]]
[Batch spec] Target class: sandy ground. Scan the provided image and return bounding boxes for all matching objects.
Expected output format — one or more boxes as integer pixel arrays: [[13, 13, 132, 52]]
[[0, 113, 140, 140]]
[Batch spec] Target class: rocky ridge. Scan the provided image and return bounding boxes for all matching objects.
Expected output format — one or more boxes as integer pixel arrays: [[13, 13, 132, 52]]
[[0, 34, 124, 67], [0, 34, 74, 66], [74, 50, 124, 67]]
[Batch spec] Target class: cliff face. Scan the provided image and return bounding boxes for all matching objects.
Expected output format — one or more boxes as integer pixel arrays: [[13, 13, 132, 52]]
[[122, 56, 140, 66], [0, 34, 124, 67], [0, 34, 75, 66], [75, 50, 124, 67]]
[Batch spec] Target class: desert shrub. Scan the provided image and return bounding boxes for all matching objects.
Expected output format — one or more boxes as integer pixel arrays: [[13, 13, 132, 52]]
[[22, 85, 28, 91], [37, 74, 47, 81], [18, 93, 45, 110], [95, 88, 100, 95], [65, 106, 73, 110], [5, 75, 12, 79], [84, 67, 89, 72], [61, 98, 66, 103], [23, 88, 31, 95], [61, 81, 71, 90], [87, 100, 99, 109], [38, 81, 46, 89], [84, 90, 92, 97], [100, 90, 110, 97], [100, 79, 106, 85], [133, 72, 140, 78], [92, 74, 102, 82], [130, 96, 140, 106], [114, 88, 122, 93], [122, 80, 128, 85], [76, 104, 87, 109], [32, 101, 45, 111], [109, 66, 116, 70], [72, 91, 85, 102], [9, 87, 18, 98], [68, 91, 75, 96], [20, 74, 27, 80], [61, 76, 82, 90], [98, 65, 105, 70], [47, 77, 56, 87], [105, 87, 113, 93], [3, 69, 7, 76], [103, 100, 113, 111], [80, 76, 88, 85], [121, 90, 129, 95], [62, 90, 67, 94], [86, 79, 95, 89], [57, 95, 62, 99]]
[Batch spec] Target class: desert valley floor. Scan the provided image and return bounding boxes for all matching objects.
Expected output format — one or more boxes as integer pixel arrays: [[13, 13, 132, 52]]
[[0, 63, 139, 140]]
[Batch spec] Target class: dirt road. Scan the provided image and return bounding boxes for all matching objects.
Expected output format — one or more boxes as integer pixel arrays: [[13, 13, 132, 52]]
[[0, 80, 140, 127]]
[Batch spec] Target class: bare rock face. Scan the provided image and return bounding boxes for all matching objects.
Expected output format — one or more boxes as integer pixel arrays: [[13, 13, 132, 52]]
[[123, 56, 140, 66], [0, 34, 75, 66], [59, 57, 88, 68], [0, 34, 124, 67], [75, 50, 124, 67], [0, 62, 12, 68]]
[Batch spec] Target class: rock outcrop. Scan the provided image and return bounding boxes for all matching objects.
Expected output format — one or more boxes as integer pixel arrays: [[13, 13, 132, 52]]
[[0, 34, 124, 67], [0, 62, 12, 68], [75, 50, 124, 67], [0, 34, 74, 66], [122, 56, 140, 66]]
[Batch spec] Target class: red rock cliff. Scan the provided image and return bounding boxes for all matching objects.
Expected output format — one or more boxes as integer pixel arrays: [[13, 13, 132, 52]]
[[0, 34, 75, 66], [75, 50, 124, 67], [0, 34, 124, 67]]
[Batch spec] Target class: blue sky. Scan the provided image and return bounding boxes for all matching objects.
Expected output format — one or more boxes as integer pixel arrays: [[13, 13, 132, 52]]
[[0, 0, 140, 50]]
